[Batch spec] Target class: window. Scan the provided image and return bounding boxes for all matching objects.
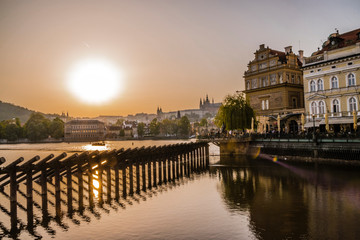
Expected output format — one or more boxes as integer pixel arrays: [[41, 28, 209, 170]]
[[318, 101, 325, 114], [292, 98, 297, 108], [348, 73, 355, 86], [262, 77, 268, 87], [310, 80, 316, 92], [297, 76, 301, 84], [333, 99, 340, 113], [246, 81, 250, 90], [252, 79, 257, 88], [349, 97, 357, 112], [311, 102, 317, 115], [291, 75, 295, 83], [261, 99, 269, 110], [270, 74, 276, 85], [317, 79, 323, 91], [331, 76, 338, 89]]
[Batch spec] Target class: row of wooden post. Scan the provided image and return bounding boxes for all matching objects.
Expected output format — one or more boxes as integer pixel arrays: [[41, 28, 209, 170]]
[[0, 142, 209, 237]]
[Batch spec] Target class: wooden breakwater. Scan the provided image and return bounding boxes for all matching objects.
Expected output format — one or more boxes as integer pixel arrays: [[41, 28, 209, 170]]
[[0, 142, 209, 239]]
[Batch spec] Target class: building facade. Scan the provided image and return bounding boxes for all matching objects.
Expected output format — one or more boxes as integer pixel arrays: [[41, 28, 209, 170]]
[[244, 44, 305, 133], [303, 28, 360, 132], [64, 119, 105, 142]]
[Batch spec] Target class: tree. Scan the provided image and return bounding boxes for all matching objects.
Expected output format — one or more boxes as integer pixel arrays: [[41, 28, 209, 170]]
[[0, 119, 23, 141], [4, 123, 21, 141], [177, 116, 191, 137], [119, 129, 125, 137], [161, 119, 178, 136], [149, 118, 160, 136], [199, 118, 208, 127], [49, 117, 64, 139], [215, 93, 256, 131], [137, 122, 145, 137], [115, 119, 124, 126], [24, 113, 50, 141]]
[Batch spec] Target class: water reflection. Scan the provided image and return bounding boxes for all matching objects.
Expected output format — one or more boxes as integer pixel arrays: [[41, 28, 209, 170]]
[[82, 144, 109, 152], [214, 155, 360, 240]]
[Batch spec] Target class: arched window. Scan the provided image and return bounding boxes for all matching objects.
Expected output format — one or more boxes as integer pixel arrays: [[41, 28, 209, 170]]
[[348, 73, 355, 86], [310, 80, 316, 92], [318, 101, 325, 114], [333, 99, 340, 113], [317, 79, 323, 91], [246, 81, 250, 90], [331, 76, 338, 89], [349, 97, 357, 112], [311, 102, 317, 115]]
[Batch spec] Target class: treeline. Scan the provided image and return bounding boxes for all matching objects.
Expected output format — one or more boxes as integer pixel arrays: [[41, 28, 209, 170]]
[[0, 113, 64, 141], [138, 116, 192, 137]]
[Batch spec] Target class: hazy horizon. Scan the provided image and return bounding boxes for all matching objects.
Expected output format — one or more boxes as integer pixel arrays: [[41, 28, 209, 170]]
[[1, 0, 360, 117]]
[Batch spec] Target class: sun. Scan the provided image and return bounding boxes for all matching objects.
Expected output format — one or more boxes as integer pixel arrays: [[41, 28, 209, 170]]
[[67, 59, 123, 104]]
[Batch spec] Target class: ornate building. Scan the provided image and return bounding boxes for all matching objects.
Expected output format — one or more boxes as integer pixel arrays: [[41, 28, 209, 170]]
[[243, 44, 304, 133], [65, 119, 105, 142], [303, 28, 360, 132]]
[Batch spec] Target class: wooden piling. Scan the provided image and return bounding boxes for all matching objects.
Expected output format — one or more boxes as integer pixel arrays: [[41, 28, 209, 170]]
[[136, 158, 140, 194], [122, 161, 127, 198], [147, 159, 152, 189], [114, 163, 120, 201]]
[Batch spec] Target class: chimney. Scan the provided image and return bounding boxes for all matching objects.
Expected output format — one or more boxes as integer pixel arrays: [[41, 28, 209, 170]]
[[284, 46, 292, 54], [298, 50, 304, 64], [259, 44, 265, 50]]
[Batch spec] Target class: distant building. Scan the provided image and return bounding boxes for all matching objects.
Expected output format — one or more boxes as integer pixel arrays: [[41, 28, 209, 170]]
[[200, 94, 221, 112], [243, 44, 305, 133], [106, 125, 122, 138], [303, 28, 360, 132], [64, 119, 105, 142]]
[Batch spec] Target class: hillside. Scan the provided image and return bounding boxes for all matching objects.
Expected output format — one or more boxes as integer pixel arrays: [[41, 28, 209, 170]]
[[0, 101, 35, 123], [0, 101, 61, 124]]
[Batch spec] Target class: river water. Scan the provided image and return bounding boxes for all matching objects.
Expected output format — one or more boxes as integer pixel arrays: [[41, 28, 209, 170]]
[[1, 140, 360, 240]]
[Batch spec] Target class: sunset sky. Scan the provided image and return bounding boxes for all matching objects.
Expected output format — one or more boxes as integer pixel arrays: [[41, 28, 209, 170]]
[[1, 0, 360, 117]]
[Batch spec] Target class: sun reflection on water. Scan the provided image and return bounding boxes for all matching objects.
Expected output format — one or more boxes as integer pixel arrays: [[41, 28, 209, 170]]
[[92, 171, 100, 199], [82, 144, 109, 151]]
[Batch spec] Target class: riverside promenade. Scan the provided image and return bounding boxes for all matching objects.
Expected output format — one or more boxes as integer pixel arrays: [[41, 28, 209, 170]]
[[201, 134, 360, 166]]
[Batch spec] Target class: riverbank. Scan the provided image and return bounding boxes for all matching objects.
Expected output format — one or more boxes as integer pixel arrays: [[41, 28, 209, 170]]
[[0, 136, 192, 144], [211, 137, 360, 167]]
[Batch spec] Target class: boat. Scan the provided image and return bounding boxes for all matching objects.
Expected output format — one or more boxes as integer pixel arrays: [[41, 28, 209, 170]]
[[91, 141, 106, 146]]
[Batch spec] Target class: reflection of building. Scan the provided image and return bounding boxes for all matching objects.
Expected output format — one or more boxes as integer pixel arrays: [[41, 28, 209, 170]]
[[303, 28, 360, 132], [243, 44, 305, 133], [65, 119, 105, 142]]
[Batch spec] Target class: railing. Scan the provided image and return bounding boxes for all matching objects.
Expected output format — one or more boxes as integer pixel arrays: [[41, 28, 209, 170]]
[[304, 54, 324, 65], [0, 142, 209, 239]]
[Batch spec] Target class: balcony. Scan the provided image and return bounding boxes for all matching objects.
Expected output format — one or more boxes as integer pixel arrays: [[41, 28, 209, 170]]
[[304, 54, 324, 65]]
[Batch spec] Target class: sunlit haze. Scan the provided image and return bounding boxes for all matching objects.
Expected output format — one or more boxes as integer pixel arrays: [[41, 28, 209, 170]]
[[67, 59, 122, 104], [1, 0, 360, 117]]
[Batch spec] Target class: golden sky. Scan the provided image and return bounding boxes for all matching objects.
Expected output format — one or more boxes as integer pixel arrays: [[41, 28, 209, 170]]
[[1, 0, 360, 117]]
